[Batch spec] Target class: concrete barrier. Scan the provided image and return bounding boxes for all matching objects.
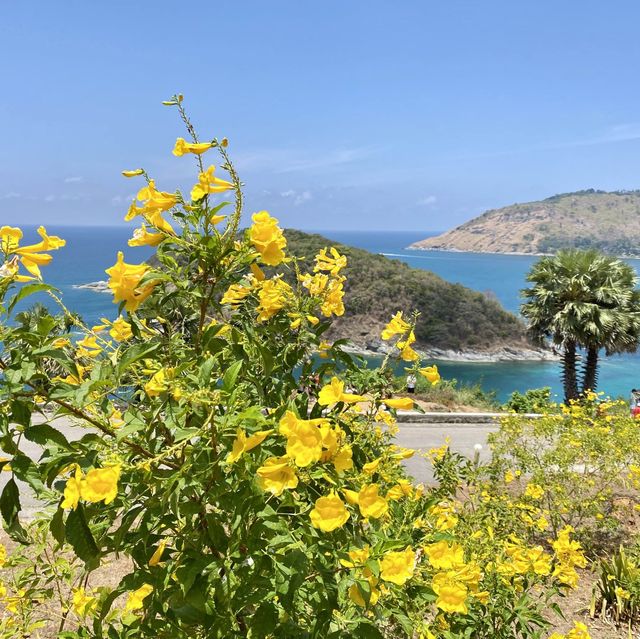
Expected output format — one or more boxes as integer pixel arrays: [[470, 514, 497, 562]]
[[395, 411, 543, 424]]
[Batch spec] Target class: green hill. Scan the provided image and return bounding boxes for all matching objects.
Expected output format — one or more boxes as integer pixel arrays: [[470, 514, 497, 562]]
[[411, 189, 640, 256], [278, 230, 539, 356]]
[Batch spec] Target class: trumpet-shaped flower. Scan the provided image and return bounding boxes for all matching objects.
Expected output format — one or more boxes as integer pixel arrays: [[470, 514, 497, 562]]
[[125, 584, 153, 612], [357, 484, 389, 519], [256, 457, 298, 496], [172, 137, 213, 156], [310, 492, 350, 532], [191, 165, 233, 201], [379, 547, 416, 585], [128, 224, 165, 247], [81, 465, 121, 505], [419, 365, 440, 385], [105, 252, 155, 311], [381, 311, 410, 341], [249, 211, 287, 266], [318, 377, 366, 406]]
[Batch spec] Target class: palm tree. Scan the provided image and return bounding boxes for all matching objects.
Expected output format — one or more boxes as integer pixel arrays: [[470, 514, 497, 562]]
[[521, 249, 640, 403]]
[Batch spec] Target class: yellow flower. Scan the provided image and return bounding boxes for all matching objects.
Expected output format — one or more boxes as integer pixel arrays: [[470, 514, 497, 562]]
[[109, 316, 133, 341], [0, 543, 7, 567], [387, 479, 414, 500], [105, 251, 156, 311], [383, 397, 414, 410], [319, 277, 346, 317], [249, 211, 287, 266], [80, 465, 121, 505], [257, 456, 299, 496], [379, 547, 415, 585], [362, 458, 381, 474], [76, 335, 102, 358], [221, 282, 252, 306], [109, 408, 125, 429], [226, 428, 273, 464], [72, 587, 97, 617], [135, 180, 177, 213], [128, 223, 165, 247], [6, 226, 66, 278], [314, 247, 347, 276], [61, 465, 83, 510], [125, 583, 153, 612], [424, 541, 465, 570], [566, 621, 591, 639], [144, 368, 174, 397], [310, 492, 350, 532], [340, 546, 371, 567], [396, 331, 419, 361], [432, 571, 468, 614], [318, 377, 366, 405], [191, 165, 233, 201], [381, 311, 410, 340], [149, 539, 167, 567], [122, 168, 144, 177], [1, 225, 23, 252], [429, 501, 458, 530], [286, 421, 323, 467], [524, 483, 544, 500], [357, 484, 389, 519], [349, 569, 380, 607], [333, 446, 353, 473], [172, 137, 213, 156], [256, 277, 292, 321], [210, 213, 226, 225], [419, 365, 440, 385]]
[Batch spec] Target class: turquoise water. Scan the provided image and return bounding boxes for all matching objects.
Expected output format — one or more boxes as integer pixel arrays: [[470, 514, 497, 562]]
[[314, 230, 640, 403], [10, 226, 640, 402]]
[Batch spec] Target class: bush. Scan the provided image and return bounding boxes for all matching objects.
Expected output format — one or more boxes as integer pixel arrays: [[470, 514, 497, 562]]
[[0, 96, 590, 638], [505, 387, 552, 414]]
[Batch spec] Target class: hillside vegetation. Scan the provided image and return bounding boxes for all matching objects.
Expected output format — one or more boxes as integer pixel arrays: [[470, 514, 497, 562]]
[[411, 189, 640, 256], [277, 229, 532, 353]]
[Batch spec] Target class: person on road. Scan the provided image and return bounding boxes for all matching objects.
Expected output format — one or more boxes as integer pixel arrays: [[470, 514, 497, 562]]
[[406, 373, 416, 394]]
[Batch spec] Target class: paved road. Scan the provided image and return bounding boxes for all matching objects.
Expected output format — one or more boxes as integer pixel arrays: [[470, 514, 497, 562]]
[[1, 417, 497, 518], [394, 422, 498, 484]]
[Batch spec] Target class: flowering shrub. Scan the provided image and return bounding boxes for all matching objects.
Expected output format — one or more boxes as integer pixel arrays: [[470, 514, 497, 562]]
[[0, 96, 590, 638], [488, 394, 640, 543]]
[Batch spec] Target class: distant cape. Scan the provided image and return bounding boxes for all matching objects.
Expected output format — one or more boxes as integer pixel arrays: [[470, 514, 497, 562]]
[[410, 189, 640, 257]]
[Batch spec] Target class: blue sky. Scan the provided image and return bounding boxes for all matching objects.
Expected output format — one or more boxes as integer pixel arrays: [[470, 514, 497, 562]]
[[2, 1, 640, 232]]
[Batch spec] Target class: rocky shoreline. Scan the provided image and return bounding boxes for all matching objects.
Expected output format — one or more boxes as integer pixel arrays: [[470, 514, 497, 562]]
[[342, 341, 558, 363], [73, 281, 111, 293]]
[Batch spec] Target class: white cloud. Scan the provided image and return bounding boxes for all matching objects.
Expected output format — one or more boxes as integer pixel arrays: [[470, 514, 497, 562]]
[[280, 189, 312, 205], [0, 192, 21, 200], [417, 195, 437, 206], [44, 195, 56, 202], [64, 176, 84, 183]]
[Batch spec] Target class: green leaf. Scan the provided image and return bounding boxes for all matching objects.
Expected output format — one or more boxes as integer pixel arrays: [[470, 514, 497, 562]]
[[8, 282, 57, 314], [0, 478, 27, 542], [24, 423, 72, 450], [222, 360, 242, 392], [251, 602, 278, 637], [116, 342, 160, 376], [50, 507, 65, 545], [66, 505, 100, 568]]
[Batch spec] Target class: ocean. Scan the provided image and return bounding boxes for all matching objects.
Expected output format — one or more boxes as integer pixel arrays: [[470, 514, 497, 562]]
[[10, 226, 640, 403]]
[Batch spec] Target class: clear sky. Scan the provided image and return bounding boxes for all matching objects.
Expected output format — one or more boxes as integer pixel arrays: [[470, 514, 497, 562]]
[[2, 1, 640, 231]]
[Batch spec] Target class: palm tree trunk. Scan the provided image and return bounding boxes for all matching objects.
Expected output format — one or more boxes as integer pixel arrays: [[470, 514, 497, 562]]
[[562, 340, 579, 404], [581, 345, 599, 394]]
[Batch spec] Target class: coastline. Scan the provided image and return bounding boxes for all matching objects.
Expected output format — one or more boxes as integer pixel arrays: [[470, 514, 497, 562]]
[[341, 343, 559, 363], [406, 245, 640, 260]]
